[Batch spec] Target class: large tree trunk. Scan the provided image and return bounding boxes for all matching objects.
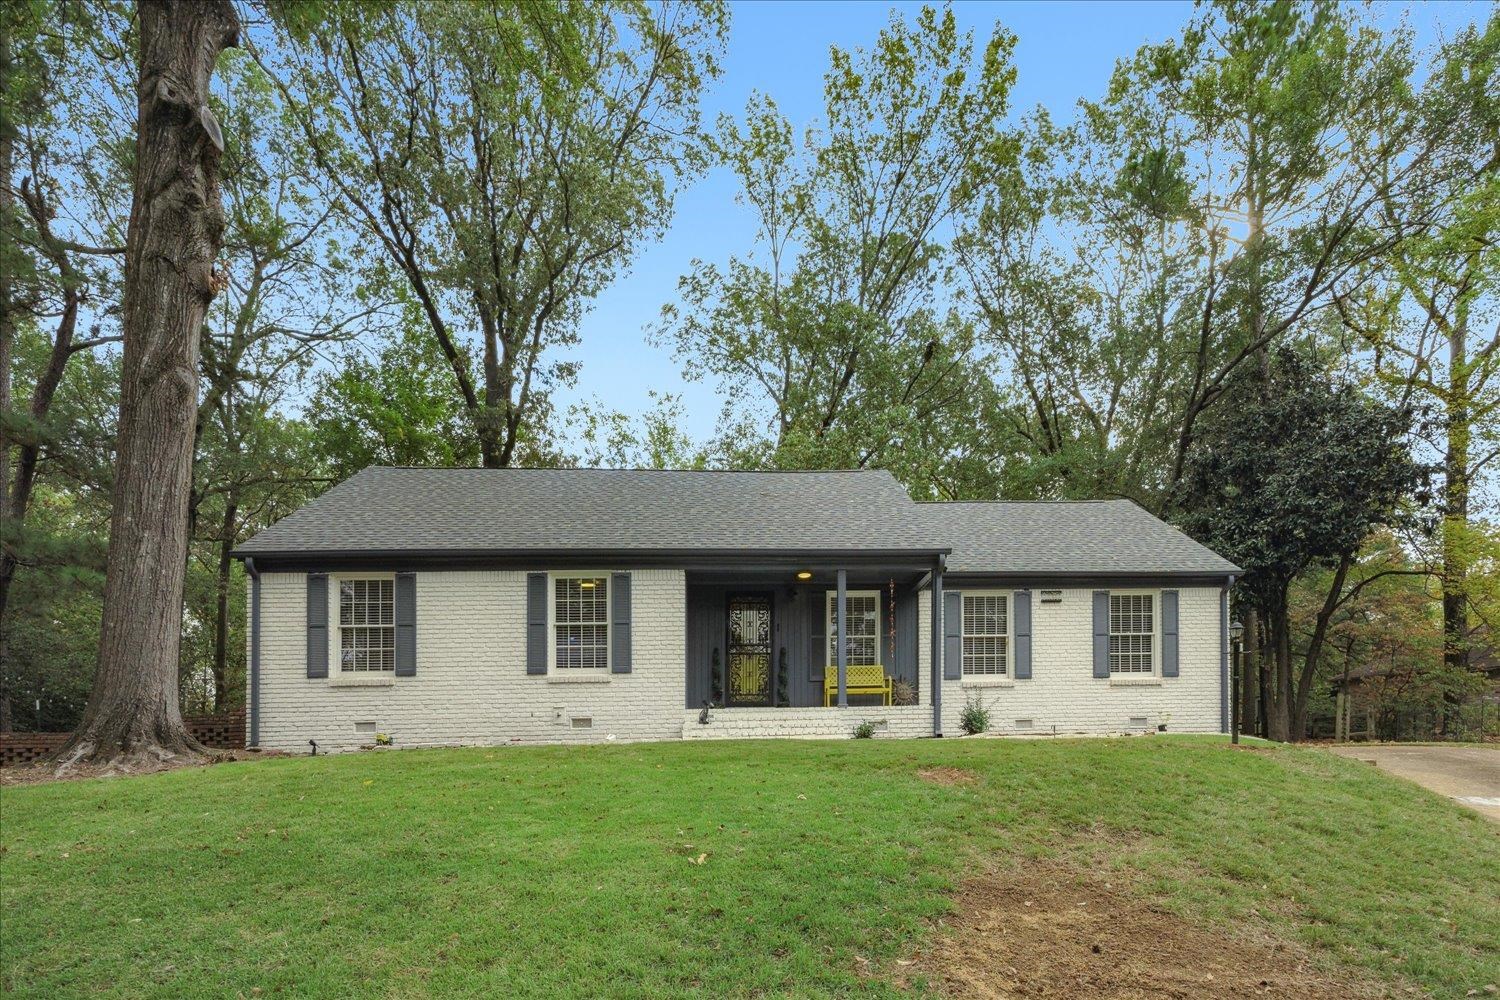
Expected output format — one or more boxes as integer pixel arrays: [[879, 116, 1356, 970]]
[[54, 0, 238, 771], [1441, 318, 1470, 676], [1265, 603, 1293, 743], [0, 16, 15, 730]]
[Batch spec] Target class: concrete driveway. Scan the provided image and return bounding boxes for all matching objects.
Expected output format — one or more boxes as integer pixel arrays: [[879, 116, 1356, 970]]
[[1327, 744, 1500, 822]]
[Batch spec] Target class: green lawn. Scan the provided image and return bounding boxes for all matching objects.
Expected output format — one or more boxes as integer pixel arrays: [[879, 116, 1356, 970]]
[[2, 737, 1496, 998]]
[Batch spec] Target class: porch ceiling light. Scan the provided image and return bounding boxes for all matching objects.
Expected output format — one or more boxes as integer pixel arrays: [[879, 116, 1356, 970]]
[[796, 571, 812, 580], [579, 580, 596, 589]]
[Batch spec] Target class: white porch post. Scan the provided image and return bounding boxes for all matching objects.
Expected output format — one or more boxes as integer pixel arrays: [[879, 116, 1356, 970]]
[[836, 568, 848, 708]]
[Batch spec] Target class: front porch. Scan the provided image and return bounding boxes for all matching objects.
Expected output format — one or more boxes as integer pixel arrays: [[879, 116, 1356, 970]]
[[684, 560, 942, 723]]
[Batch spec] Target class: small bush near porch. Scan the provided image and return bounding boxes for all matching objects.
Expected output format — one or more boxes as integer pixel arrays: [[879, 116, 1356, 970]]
[[2, 738, 1496, 997]]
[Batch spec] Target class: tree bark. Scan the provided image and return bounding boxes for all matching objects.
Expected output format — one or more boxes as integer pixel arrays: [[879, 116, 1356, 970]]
[[0, 15, 15, 724], [1292, 553, 1354, 741], [1265, 601, 1293, 743], [1441, 316, 1470, 675], [54, 0, 238, 770]]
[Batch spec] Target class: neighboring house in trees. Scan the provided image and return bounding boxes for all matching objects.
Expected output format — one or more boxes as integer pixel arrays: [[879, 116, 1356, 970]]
[[233, 468, 1240, 751]]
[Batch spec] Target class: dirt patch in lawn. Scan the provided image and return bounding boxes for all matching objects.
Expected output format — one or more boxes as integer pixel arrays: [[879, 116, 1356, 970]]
[[0, 748, 283, 787], [894, 861, 1389, 999], [917, 766, 979, 786]]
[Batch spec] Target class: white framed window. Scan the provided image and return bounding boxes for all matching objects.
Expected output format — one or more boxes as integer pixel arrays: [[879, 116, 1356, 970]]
[[825, 590, 881, 666], [962, 592, 1009, 676], [337, 577, 395, 673], [553, 574, 609, 671], [1109, 591, 1155, 674]]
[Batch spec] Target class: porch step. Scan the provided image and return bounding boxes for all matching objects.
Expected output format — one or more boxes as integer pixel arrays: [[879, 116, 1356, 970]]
[[679, 706, 930, 740]]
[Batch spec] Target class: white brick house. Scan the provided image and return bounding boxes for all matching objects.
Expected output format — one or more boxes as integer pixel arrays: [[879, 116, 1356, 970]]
[[235, 468, 1240, 751]]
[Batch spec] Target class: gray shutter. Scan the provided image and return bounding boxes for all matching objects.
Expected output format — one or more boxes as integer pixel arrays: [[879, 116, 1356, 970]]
[[610, 572, 632, 673], [943, 590, 962, 680], [394, 573, 416, 676], [526, 572, 547, 675], [1012, 590, 1031, 679], [1161, 589, 1179, 677], [1092, 591, 1110, 678], [306, 573, 328, 679]]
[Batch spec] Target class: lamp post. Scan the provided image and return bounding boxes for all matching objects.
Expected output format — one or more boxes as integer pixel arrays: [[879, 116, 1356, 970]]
[[1229, 620, 1244, 745]]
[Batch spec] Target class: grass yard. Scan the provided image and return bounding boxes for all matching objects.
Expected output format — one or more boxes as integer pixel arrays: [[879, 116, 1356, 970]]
[[2, 737, 1497, 998]]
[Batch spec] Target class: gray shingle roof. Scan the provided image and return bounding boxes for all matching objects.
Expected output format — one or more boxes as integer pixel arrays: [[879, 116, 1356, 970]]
[[235, 467, 1239, 576], [234, 467, 948, 556], [921, 499, 1241, 576]]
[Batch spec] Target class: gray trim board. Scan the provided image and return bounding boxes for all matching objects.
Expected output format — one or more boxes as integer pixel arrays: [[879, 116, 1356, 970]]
[[1220, 576, 1234, 733], [236, 549, 948, 574], [931, 557, 944, 736], [246, 558, 260, 747], [942, 573, 1235, 589]]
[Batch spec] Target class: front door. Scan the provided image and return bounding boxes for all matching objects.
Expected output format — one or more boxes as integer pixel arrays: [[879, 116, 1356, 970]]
[[726, 594, 774, 707]]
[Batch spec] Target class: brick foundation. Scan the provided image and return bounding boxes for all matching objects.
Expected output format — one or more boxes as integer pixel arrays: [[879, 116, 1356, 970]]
[[0, 708, 247, 767]]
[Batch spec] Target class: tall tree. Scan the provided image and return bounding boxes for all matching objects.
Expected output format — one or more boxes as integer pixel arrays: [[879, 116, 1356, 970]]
[[1345, 15, 1500, 677], [960, 2, 1435, 511], [57, 0, 239, 768], [262, 0, 724, 467], [1173, 349, 1429, 741], [0, 0, 133, 727], [659, 6, 1013, 485]]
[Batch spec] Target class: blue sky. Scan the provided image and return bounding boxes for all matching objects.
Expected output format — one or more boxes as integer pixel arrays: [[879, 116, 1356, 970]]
[[555, 0, 1491, 444]]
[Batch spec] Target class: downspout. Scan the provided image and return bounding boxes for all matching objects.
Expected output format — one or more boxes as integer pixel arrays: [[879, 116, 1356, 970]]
[[245, 556, 261, 749], [931, 554, 945, 737], [1220, 574, 1234, 734]]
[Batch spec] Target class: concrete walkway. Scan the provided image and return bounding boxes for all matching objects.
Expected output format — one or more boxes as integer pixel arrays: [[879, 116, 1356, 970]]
[[1327, 744, 1500, 823]]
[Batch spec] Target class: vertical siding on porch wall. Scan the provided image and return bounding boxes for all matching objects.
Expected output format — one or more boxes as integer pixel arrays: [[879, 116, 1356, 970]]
[[250, 569, 687, 752], [684, 583, 920, 709]]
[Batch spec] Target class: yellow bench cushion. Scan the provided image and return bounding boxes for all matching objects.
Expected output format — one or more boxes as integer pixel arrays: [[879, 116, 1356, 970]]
[[822, 665, 893, 706]]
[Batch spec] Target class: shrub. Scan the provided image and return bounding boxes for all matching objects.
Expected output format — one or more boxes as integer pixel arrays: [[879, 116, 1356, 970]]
[[959, 697, 990, 736], [852, 720, 877, 739]]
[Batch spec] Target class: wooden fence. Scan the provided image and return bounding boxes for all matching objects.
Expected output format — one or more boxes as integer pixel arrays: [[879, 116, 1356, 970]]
[[0, 709, 246, 767]]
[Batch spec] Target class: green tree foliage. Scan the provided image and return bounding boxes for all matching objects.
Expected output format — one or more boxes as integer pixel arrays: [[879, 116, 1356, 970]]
[[1344, 14, 1500, 674], [263, 0, 726, 468], [1173, 349, 1430, 740], [658, 6, 1014, 489], [309, 325, 481, 478]]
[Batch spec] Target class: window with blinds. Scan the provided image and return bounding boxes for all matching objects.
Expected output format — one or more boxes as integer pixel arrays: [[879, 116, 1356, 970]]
[[962, 593, 1009, 676], [555, 576, 609, 670], [826, 591, 880, 666], [1109, 592, 1155, 674], [339, 578, 395, 672]]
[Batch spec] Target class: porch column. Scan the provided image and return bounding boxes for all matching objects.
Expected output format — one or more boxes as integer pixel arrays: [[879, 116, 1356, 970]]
[[836, 568, 848, 707], [931, 556, 944, 736]]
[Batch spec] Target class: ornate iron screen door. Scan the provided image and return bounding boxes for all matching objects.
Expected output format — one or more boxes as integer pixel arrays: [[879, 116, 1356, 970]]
[[726, 595, 773, 706]]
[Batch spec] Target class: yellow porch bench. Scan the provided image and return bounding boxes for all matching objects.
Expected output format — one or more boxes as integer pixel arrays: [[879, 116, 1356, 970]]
[[823, 664, 893, 706]]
